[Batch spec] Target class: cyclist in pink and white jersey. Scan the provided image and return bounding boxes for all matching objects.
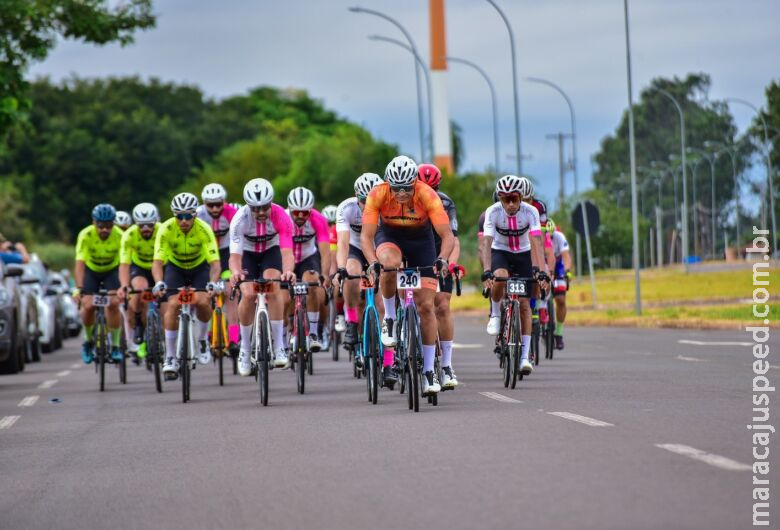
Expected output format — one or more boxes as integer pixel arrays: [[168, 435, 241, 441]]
[[197, 183, 240, 350], [285, 187, 331, 352], [229, 178, 295, 374]]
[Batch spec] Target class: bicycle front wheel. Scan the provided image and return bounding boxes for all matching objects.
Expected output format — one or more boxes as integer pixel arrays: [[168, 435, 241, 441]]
[[295, 309, 306, 394], [257, 312, 270, 406], [146, 312, 163, 393], [510, 301, 521, 389], [119, 326, 127, 384], [97, 318, 108, 392], [366, 310, 379, 404], [405, 307, 420, 413], [214, 307, 225, 386], [179, 316, 190, 403]]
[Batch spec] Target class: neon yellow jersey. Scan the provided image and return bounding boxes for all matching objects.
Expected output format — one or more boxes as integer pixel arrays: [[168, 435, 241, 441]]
[[154, 217, 219, 270], [120, 224, 159, 269], [75, 225, 123, 273]]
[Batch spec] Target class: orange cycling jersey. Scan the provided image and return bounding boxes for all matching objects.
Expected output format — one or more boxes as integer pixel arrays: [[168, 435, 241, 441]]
[[362, 181, 450, 229]]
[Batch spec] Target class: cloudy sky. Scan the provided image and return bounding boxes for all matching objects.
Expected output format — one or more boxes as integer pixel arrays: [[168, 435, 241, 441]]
[[30, 0, 779, 207]]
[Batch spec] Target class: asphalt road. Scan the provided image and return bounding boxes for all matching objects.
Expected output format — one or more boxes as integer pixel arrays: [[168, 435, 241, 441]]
[[1, 316, 777, 530]]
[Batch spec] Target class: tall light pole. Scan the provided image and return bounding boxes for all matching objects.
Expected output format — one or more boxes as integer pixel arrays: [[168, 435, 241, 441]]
[[653, 87, 689, 270], [705, 140, 741, 248], [349, 6, 432, 161], [485, 0, 522, 175], [687, 147, 718, 258], [623, 0, 641, 314], [525, 76, 582, 274], [725, 97, 777, 256], [446, 56, 500, 173], [368, 35, 434, 164]]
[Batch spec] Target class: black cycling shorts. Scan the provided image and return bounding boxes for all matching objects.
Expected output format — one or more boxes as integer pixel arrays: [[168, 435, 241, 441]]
[[130, 264, 154, 286], [376, 225, 436, 279], [241, 247, 283, 279], [439, 273, 454, 294], [83, 267, 120, 294], [163, 262, 210, 300], [491, 249, 532, 278], [218, 247, 230, 274], [294, 252, 321, 279], [348, 244, 368, 268]]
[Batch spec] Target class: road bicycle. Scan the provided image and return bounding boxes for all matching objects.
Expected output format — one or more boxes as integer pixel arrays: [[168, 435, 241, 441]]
[[128, 288, 164, 393], [83, 289, 123, 392], [286, 278, 322, 395], [492, 276, 535, 389], [169, 287, 210, 403], [211, 285, 238, 386], [325, 286, 342, 362]]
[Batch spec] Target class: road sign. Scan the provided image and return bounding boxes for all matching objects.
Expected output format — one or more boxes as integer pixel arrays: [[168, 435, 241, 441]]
[[572, 201, 600, 237]]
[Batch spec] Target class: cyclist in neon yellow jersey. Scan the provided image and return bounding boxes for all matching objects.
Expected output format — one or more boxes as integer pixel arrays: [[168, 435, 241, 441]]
[[152, 192, 221, 379], [118, 203, 161, 361], [73, 203, 124, 364]]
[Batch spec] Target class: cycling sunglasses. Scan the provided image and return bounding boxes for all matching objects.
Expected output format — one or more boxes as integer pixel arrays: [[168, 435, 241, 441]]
[[176, 213, 195, 220], [205, 202, 224, 209], [499, 193, 522, 204], [250, 204, 271, 213], [390, 184, 414, 193], [291, 210, 310, 218], [138, 223, 156, 229], [95, 222, 114, 230]]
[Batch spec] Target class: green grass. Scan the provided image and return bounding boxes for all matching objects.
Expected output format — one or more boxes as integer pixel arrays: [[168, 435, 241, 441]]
[[30, 242, 75, 272]]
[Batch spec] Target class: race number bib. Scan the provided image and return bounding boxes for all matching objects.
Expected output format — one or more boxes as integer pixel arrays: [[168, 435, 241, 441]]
[[254, 282, 273, 294], [293, 283, 309, 296], [397, 271, 421, 290], [507, 279, 528, 297], [177, 291, 196, 305], [93, 294, 109, 307]]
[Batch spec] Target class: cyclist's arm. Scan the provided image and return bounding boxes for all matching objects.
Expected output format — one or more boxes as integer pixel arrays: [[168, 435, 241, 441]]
[[274, 206, 295, 277], [361, 223, 378, 264], [545, 243, 555, 272], [74, 229, 88, 289], [480, 236, 493, 273], [119, 230, 132, 288], [336, 231, 350, 269], [530, 233, 546, 271], [318, 241, 331, 278], [477, 233, 485, 269], [448, 236, 460, 265], [119, 263, 130, 289], [74, 260, 85, 290], [562, 249, 573, 274], [433, 223, 454, 261], [152, 225, 167, 284], [280, 248, 295, 276], [311, 211, 331, 276], [208, 260, 221, 283]]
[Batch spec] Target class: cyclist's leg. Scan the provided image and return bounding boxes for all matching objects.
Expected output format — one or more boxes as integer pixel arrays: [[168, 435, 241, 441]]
[[103, 269, 123, 355], [219, 248, 240, 347], [512, 252, 534, 369], [162, 264, 187, 369], [344, 254, 364, 345], [298, 253, 323, 345], [488, 249, 510, 334], [435, 290, 454, 363]]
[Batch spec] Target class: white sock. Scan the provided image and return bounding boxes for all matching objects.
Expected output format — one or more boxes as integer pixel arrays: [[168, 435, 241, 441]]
[[271, 320, 284, 352], [383, 296, 396, 320], [240, 324, 253, 351], [521, 335, 531, 361], [197, 318, 210, 341], [124, 314, 135, 349], [423, 344, 436, 373], [490, 300, 501, 317], [165, 330, 178, 361], [307, 312, 319, 335], [440, 340, 453, 368]]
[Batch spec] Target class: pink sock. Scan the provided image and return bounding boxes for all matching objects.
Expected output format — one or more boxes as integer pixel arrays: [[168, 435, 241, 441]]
[[346, 306, 359, 323], [383, 349, 395, 367], [228, 325, 240, 344]]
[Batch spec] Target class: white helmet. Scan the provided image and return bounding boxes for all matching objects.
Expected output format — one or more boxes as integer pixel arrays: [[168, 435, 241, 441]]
[[114, 211, 132, 227], [201, 183, 227, 202], [384, 155, 418, 187], [170, 192, 199, 214], [519, 176, 534, 198], [287, 187, 315, 211], [243, 178, 274, 207], [354, 173, 383, 199], [496, 175, 523, 195], [322, 205, 338, 223], [132, 202, 159, 224]]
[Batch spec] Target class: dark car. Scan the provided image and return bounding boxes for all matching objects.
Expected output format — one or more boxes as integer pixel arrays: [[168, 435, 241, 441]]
[[0, 263, 28, 374]]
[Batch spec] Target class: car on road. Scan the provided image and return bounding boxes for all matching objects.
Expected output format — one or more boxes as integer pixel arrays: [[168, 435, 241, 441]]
[[20, 257, 65, 354], [50, 271, 81, 338], [0, 263, 29, 374]]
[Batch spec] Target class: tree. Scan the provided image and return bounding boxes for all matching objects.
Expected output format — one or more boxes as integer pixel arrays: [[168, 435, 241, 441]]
[[0, 0, 155, 137]]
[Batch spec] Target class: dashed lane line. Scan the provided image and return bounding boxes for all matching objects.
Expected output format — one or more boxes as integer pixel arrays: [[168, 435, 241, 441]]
[[0, 416, 20, 430], [676, 355, 705, 362], [678, 340, 751, 347], [548, 411, 614, 427], [70, 363, 82, 369], [655, 444, 751, 471], [38, 380, 58, 389], [56, 370, 72, 377], [18, 396, 39, 407], [479, 392, 523, 404]]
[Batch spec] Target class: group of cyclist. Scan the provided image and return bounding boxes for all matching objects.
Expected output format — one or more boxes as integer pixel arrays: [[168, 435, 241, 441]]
[[72, 154, 573, 398]]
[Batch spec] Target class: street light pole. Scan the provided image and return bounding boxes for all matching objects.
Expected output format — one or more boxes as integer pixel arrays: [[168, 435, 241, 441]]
[[369, 35, 434, 164], [447, 56, 500, 173], [485, 0, 522, 175], [688, 147, 718, 258], [705, 140, 741, 250], [654, 87, 689, 270], [725, 97, 777, 256], [349, 6, 432, 161], [623, 0, 641, 315]]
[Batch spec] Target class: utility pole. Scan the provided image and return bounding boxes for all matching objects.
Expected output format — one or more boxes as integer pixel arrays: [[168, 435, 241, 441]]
[[546, 132, 572, 211]]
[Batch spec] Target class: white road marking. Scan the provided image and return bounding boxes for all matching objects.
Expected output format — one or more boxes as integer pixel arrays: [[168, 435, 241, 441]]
[[70, 363, 81, 369], [453, 343, 484, 349], [678, 340, 751, 347], [479, 392, 523, 404], [38, 380, 58, 389], [56, 370, 71, 377], [768, 365, 780, 371], [676, 355, 705, 362], [548, 411, 614, 427], [18, 396, 39, 407], [655, 444, 751, 471], [0, 416, 20, 430]]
